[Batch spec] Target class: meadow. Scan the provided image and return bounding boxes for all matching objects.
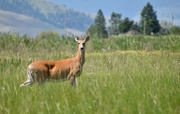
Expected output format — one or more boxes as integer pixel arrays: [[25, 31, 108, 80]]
[[0, 33, 180, 114]]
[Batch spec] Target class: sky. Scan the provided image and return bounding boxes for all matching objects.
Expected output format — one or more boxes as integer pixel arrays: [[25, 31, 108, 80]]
[[47, 0, 180, 26]]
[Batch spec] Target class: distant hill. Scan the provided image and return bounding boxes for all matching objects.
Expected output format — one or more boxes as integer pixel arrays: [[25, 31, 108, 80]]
[[0, 0, 94, 36], [0, 10, 63, 37]]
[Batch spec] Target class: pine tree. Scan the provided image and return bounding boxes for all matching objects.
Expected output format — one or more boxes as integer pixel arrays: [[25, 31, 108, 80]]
[[108, 12, 121, 36], [94, 9, 108, 38], [119, 17, 134, 33], [140, 2, 161, 35]]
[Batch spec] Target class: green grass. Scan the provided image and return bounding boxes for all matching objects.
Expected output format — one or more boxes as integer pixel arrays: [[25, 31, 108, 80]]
[[1, 51, 180, 114], [0, 33, 180, 114]]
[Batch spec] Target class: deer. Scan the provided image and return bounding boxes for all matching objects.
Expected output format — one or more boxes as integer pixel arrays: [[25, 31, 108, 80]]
[[20, 36, 90, 87]]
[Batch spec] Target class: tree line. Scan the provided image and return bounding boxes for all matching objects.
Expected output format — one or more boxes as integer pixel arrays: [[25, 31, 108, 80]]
[[87, 2, 180, 38]]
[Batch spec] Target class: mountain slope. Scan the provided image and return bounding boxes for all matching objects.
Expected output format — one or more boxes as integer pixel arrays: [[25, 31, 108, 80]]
[[0, 0, 93, 32], [0, 10, 62, 36]]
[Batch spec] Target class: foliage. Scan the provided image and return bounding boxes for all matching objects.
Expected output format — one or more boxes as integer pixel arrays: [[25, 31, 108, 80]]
[[94, 9, 108, 38], [131, 23, 141, 32], [87, 9, 108, 38], [108, 12, 122, 35], [119, 17, 134, 33], [88, 10, 140, 37], [86, 25, 99, 38], [140, 2, 161, 35]]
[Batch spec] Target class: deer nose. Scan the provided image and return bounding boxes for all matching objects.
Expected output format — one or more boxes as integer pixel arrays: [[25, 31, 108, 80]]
[[79, 44, 84, 51], [80, 47, 84, 50]]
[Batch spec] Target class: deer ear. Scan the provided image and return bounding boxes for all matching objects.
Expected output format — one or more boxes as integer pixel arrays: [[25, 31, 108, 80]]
[[74, 36, 79, 42], [85, 36, 90, 42]]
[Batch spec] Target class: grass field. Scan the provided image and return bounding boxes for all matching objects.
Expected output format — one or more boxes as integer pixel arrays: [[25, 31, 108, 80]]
[[0, 33, 180, 114]]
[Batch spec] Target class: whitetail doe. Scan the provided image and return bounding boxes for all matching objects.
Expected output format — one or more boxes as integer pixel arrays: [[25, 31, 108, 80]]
[[20, 36, 90, 87]]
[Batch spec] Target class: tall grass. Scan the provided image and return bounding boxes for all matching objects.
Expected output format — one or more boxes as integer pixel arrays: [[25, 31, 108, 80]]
[[91, 35, 180, 52], [0, 33, 180, 114], [1, 33, 180, 54]]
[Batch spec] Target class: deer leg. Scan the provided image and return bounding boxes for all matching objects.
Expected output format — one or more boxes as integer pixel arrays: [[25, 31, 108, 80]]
[[70, 76, 77, 87], [73, 78, 78, 87], [20, 70, 34, 87]]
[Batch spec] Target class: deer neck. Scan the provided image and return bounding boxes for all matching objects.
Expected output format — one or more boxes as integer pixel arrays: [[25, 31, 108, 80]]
[[76, 49, 85, 66]]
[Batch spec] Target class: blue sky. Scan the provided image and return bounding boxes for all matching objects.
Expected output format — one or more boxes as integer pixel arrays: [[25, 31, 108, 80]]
[[47, 0, 180, 25]]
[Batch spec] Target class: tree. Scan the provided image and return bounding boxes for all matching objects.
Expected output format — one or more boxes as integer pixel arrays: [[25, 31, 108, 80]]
[[108, 12, 122, 36], [94, 9, 108, 38], [119, 17, 134, 33], [131, 22, 140, 32], [140, 2, 161, 35], [87, 24, 98, 37]]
